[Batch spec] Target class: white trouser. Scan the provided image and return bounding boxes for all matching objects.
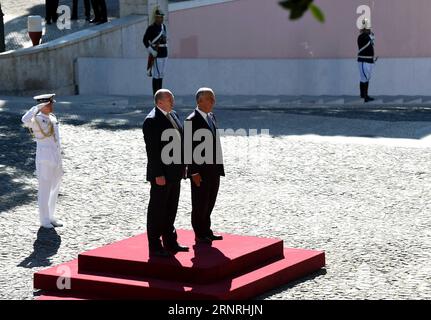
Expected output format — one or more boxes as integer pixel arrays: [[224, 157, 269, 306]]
[[36, 161, 63, 226], [358, 62, 374, 82], [152, 57, 167, 79]]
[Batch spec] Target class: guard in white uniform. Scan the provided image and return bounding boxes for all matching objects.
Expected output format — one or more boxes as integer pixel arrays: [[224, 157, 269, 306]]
[[21, 94, 64, 229]]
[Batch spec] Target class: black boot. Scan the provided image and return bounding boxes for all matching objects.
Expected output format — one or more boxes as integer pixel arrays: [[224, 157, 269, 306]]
[[360, 82, 365, 98], [152, 78, 158, 95], [364, 81, 374, 103]]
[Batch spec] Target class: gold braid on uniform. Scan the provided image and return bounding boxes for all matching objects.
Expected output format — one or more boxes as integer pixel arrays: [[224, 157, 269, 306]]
[[29, 115, 57, 142]]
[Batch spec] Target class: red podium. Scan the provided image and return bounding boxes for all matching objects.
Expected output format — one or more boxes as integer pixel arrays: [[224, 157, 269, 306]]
[[34, 230, 325, 300]]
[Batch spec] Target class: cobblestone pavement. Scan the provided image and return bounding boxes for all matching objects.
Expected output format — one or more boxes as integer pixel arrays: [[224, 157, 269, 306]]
[[0, 96, 430, 300], [1, 0, 119, 51]]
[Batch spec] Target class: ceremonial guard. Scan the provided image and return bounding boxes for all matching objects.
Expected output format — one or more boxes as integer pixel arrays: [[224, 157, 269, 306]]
[[143, 7, 168, 95], [357, 18, 376, 102], [21, 94, 64, 229]]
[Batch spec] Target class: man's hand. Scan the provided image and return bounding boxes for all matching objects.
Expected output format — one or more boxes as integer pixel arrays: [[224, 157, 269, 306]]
[[155, 176, 166, 186], [191, 174, 202, 187]]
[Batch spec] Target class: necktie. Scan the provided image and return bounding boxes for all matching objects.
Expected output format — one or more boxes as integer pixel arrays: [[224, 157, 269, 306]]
[[207, 114, 216, 135], [166, 112, 182, 142], [166, 112, 180, 132]]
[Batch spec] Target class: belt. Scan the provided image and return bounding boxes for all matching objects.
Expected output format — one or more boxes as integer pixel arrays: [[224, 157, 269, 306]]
[[157, 44, 168, 48], [358, 56, 374, 59]]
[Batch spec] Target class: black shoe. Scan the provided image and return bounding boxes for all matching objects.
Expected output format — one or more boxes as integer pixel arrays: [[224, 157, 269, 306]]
[[360, 82, 366, 98], [71, 15, 78, 20], [85, 16, 91, 22], [195, 236, 212, 244], [364, 96, 375, 103], [208, 234, 223, 241], [165, 243, 189, 253], [89, 18, 100, 24], [149, 248, 171, 257]]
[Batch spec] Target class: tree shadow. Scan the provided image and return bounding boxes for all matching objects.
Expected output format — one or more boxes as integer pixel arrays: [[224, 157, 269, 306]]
[[17, 227, 62, 269], [56, 98, 431, 139], [216, 106, 431, 139], [0, 111, 37, 213]]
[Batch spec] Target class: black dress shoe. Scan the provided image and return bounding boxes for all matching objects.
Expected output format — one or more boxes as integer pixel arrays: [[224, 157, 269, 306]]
[[96, 19, 108, 25], [149, 248, 171, 257], [208, 234, 223, 241], [195, 236, 212, 244], [85, 16, 91, 22], [89, 18, 100, 24], [165, 244, 189, 253]]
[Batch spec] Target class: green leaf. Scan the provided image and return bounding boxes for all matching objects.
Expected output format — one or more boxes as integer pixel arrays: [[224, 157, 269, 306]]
[[308, 3, 325, 23]]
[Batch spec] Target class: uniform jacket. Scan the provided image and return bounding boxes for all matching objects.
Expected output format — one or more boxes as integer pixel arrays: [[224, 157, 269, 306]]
[[357, 32, 375, 64], [22, 105, 62, 167], [143, 23, 168, 58]]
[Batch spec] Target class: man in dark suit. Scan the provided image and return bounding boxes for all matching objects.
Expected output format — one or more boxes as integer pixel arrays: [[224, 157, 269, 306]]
[[71, 0, 92, 21], [89, 0, 107, 24], [45, 0, 59, 24], [142, 89, 189, 257], [184, 88, 225, 244]]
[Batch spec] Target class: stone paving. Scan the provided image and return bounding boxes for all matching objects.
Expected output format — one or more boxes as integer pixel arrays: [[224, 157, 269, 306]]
[[0, 95, 430, 300], [1, 0, 119, 51]]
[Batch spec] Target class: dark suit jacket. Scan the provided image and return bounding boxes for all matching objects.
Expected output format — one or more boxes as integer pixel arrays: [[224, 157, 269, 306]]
[[142, 107, 185, 182], [184, 110, 225, 179]]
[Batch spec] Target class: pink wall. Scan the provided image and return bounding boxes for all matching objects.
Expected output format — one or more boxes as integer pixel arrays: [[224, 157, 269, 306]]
[[169, 0, 431, 59]]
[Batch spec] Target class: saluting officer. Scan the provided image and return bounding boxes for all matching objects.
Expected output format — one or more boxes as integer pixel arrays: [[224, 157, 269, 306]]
[[357, 18, 376, 103], [143, 7, 168, 95], [22, 94, 64, 229]]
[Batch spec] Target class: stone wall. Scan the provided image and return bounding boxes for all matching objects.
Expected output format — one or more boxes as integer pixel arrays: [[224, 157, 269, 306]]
[[0, 16, 148, 96], [76, 57, 431, 96], [120, 0, 168, 23]]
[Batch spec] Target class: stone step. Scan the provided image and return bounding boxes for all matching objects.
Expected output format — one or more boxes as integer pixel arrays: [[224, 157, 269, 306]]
[[77, 230, 284, 284], [34, 230, 325, 300]]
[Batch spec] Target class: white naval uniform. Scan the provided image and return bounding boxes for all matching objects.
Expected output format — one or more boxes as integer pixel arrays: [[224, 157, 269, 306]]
[[21, 105, 63, 227]]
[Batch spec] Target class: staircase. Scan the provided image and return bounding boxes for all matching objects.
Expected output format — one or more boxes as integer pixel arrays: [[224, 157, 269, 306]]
[[34, 230, 325, 300]]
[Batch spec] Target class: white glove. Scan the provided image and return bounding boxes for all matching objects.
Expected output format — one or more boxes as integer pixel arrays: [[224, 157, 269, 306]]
[[147, 47, 158, 57]]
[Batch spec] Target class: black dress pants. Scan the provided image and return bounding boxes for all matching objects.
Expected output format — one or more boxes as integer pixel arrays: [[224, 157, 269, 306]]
[[191, 174, 220, 238], [45, 0, 59, 22], [72, 0, 91, 18], [91, 0, 108, 22], [147, 181, 181, 250]]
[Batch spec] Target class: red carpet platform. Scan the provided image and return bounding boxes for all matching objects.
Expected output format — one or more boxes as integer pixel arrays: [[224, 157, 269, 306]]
[[34, 230, 325, 300]]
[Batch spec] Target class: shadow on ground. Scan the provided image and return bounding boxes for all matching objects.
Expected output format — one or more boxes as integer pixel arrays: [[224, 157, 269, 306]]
[[17, 227, 62, 268], [0, 112, 36, 213], [57, 103, 431, 140]]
